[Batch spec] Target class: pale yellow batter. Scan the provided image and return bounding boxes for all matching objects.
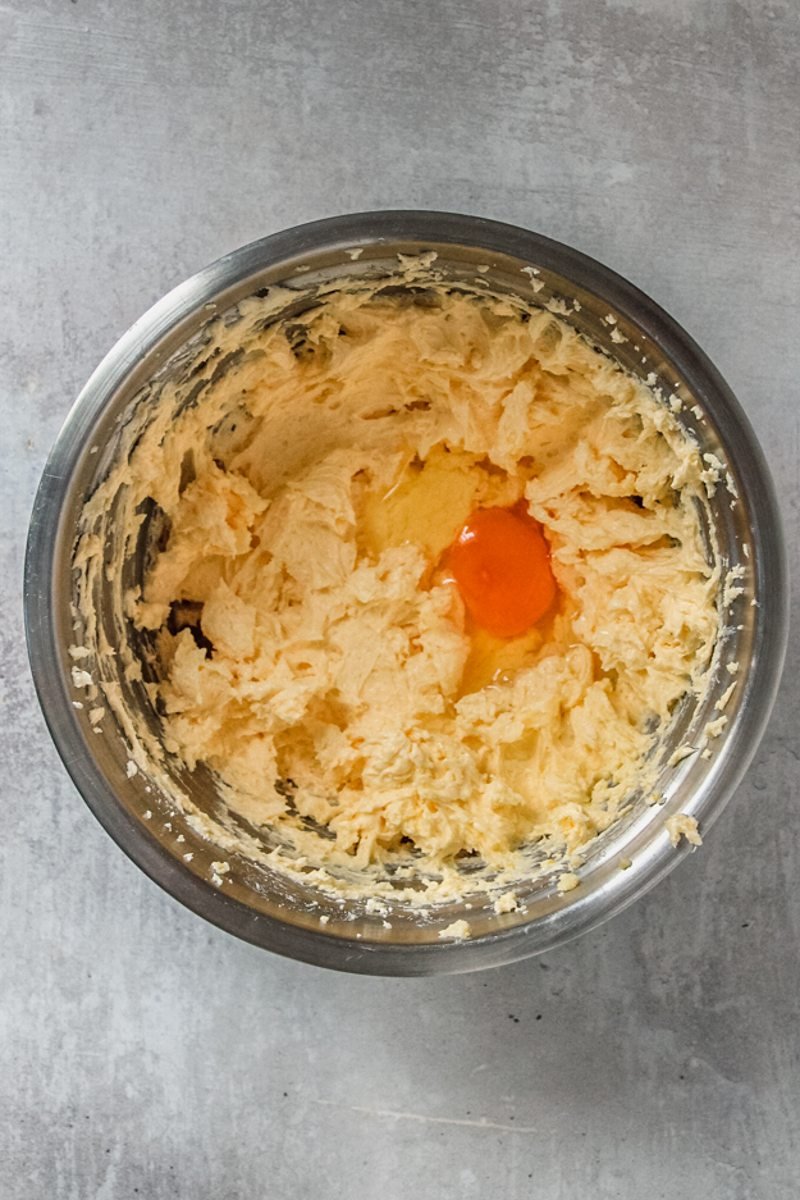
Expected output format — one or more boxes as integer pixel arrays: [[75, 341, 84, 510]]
[[114, 281, 718, 881]]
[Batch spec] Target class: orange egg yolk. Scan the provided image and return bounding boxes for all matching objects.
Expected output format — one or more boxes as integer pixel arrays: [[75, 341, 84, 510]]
[[446, 503, 557, 638]]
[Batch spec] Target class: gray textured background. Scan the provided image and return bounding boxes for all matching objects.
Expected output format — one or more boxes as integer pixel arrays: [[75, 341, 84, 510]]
[[2, 2, 798, 1197]]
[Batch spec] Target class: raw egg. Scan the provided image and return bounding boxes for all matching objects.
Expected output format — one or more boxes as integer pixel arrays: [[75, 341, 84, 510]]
[[447, 503, 557, 638]]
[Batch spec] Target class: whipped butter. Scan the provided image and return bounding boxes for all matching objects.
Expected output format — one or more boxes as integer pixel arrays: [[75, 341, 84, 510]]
[[73, 264, 721, 902]]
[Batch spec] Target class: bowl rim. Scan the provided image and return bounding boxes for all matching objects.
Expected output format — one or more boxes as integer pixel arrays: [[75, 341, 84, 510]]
[[24, 210, 789, 975]]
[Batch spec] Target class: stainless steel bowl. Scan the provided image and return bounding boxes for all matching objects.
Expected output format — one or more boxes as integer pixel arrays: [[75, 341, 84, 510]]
[[25, 212, 788, 975]]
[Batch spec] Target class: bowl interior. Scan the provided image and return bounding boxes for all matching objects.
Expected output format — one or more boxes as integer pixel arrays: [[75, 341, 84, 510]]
[[27, 218, 779, 973]]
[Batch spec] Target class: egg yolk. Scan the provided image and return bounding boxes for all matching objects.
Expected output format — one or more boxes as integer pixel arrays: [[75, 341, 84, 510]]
[[446, 503, 557, 638]]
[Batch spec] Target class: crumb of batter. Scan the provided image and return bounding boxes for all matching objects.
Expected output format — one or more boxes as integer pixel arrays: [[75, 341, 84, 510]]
[[715, 681, 737, 712], [439, 919, 471, 940], [210, 860, 230, 886], [556, 871, 580, 893], [704, 715, 728, 740], [665, 814, 702, 848]]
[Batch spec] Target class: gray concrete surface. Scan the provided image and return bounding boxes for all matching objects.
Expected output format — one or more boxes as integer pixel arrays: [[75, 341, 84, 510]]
[[2, 1, 798, 1196]]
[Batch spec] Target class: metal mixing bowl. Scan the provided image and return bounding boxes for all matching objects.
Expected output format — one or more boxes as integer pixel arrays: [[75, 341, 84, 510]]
[[24, 212, 788, 975]]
